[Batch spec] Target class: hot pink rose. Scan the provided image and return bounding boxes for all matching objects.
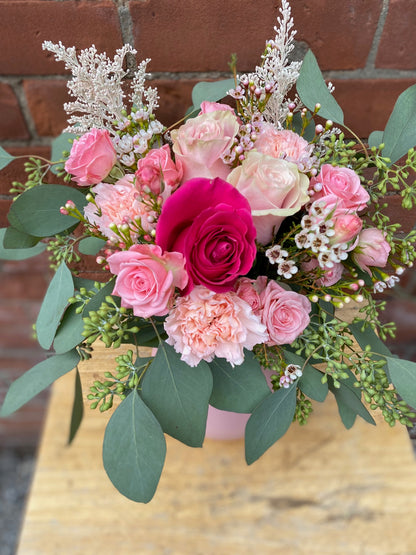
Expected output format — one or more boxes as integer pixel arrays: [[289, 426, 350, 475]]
[[352, 228, 391, 274], [310, 164, 369, 211], [260, 280, 311, 345], [255, 125, 315, 171], [65, 128, 117, 186], [107, 244, 188, 318], [135, 145, 182, 201], [302, 258, 344, 287], [156, 177, 257, 294], [164, 286, 268, 367], [227, 150, 309, 245], [234, 276, 268, 315], [171, 109, 239, 181]]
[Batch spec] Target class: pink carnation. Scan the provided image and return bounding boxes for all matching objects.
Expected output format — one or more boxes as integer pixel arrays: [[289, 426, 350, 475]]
[[135, 145, 182, 201], [260, 281, 311, 345], [200, 101, 236, 114], [65, 128, 117, 187], [255, 125, 315, 171], [164, 286, 268, 367], [107, 244, 188, 318], [84, 175, 156, 240]]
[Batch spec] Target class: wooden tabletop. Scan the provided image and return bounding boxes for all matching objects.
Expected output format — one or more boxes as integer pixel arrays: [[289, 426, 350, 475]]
[[17, 342, 416, 554]]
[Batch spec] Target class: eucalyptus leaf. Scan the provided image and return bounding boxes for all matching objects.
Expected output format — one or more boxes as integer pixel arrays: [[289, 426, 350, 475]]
[[191, 78, 235, 110], [0, 228, 46, 260], [3, 226, 40, 249], [245, 385, 296, 465], [78, 237, 107, 255], [292, 111, 316, 142], [0, 350, 80, 417], [36, 262, 74, 350], [328, 378, 376, 429], [368, 130, 384, 149], [382, 84, 416, 164], [51, 132, 76, 175], [7, 184, 87, 237], [297, 50, 344, 125], [0, 146, 15, 170], [208, 351, 270, 413], [68, 368, 83, 444], [141, 341, 213, 447], [53, 302, 85, 354], [348, 320, 392, 379], [387, 356, 416, 409], [102, 390, 166, 503]]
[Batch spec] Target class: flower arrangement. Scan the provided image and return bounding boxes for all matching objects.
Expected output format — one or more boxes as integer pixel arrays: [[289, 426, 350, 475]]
[[2, 0, 416, 503]]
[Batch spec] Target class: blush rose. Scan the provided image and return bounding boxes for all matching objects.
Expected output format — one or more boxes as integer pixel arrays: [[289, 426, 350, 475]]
[[65, 128, 117, 186], [352, 228, 391, 274], [107, 244, 188, 318], [156, 177, 257, 294], [227, 150, 310, 245], [260, 280, 311, 345], [171, 109, 239, 181], [255, 125, 315, 171]]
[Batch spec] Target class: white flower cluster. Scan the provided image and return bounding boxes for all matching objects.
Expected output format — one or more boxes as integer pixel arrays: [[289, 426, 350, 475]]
[[114, 119, 164, 167], [266, 244, 298, 279], [42, 41, 160, 150], [294, 201, 348, 269], [280, 364, 302, 388]]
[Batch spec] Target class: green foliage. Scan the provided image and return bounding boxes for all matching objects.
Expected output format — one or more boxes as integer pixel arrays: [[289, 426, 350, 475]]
[[297, 50, 344, 125], [387, 357, 416, 411], [78, 237, 107, 255], [245, 384, 296, 464], [9, 157, 50, 196], [0, 146, 15, 170], [208, 350, 270, 413], [50, 132, 76, 175], [7, 184, 87, 238], [0, 228, 46, 260], [46, 235, 82, 270], [36, 262, 74, 350], [381, 84, 416, 164], [328, 377, 376, 429], [141, 341, 213, 447], [293, 390, 313, 425], [102, 390, 166, 503], [0, 350, 80, 417], [68, 369, 84, 444], [191, 78, 235, 112], [3, 226, 40, 249]]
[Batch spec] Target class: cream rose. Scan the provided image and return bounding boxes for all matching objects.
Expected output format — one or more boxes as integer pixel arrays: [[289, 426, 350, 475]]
[[227, 151, 310, 245]]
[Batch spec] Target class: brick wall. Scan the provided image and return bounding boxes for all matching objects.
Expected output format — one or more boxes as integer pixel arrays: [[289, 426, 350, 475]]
[[1, 0, 416, 446]]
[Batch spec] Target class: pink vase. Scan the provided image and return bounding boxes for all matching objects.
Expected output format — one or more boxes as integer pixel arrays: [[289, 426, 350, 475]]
[[205, 405, 250, 440]]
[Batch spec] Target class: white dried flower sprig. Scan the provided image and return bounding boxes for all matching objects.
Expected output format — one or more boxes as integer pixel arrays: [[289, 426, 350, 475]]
[[42, 41, 159, 142]]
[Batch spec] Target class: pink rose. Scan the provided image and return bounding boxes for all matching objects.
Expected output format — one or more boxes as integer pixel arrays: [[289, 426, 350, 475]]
[[107, 244, 188, 318], [171, 109, 239, 181], [352, 228, 391, 274], [331, 212, 363, 245], [260, 280, 311, 345], [200, 101, 236, 114], [255, 125, 315, 171], [227, 150, 310, 245], [234, 276, 268, 315], [135, 145, 183, 201], [310, 164, 369, 211], [156, 177, 257, 294], [164, 286, 268, 367], [65, 129, 117, 186], [302, 258, 344, 287]]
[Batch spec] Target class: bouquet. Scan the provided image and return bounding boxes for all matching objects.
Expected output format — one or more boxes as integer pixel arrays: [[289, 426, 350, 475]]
[[2, 0, 416, 503]]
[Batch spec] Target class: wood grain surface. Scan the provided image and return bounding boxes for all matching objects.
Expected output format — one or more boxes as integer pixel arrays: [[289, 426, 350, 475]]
[[17, 339, 416, 555]]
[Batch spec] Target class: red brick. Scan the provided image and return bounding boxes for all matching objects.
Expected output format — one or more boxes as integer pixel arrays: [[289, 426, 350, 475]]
[[291, 0, 383, 70], [0, 146, 51, 196], [376, 0, 416, 69], [330, 79, 416, 138], [0, 83, 29, 141], [131, 0, 382, 73], [0, 199, 12, 228], [23, 79, 69, 137], [381, 195, 416, 234], [131, 0, 280, 73], [0, 1, 123, 75]]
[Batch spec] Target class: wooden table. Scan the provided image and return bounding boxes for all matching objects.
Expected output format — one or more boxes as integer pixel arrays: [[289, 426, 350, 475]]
[[17, 343, 416, 554]]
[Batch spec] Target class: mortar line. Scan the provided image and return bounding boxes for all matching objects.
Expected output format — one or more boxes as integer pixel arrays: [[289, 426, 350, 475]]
[[366, 0, 390, 69]]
